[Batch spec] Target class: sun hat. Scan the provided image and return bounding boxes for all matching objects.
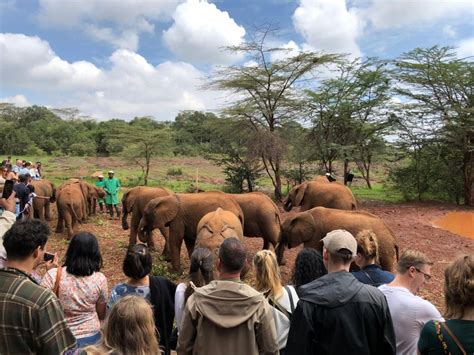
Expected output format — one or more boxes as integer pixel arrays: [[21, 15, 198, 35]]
[[322, 229, 357, 256], [108, 170, 114, 174]]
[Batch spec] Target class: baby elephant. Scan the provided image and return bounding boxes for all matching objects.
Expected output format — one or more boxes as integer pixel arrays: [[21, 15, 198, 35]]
[[195, 208, 244, 252]]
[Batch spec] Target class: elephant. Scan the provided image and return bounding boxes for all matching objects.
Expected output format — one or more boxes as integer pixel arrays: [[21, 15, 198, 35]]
[[284, 180, 357, 212], [138, 191, 244, 273], [195, 207, 244, 251], [55, 183, 87, 239], [121, 186, 172, 247], [57, 179, 104, 220], [31, 179, 56, 221], [278, 207, 399, 271], [229, 192, 281, 251]]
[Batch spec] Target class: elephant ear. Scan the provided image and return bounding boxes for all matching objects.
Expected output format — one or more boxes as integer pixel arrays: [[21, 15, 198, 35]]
[[149, 195, 179, 227], [294, 183, 308, 207], [78, 181, 89, 202]]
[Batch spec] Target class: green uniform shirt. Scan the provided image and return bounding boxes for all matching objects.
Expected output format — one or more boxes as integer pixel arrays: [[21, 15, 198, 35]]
[[104, 177, 121, 205], [95, 180, 105, 203], [0, 267, 76, 354]]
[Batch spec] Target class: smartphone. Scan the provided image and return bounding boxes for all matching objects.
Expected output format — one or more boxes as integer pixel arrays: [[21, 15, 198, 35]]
[[44, 252, 55, 262], [1, 180, 14, 199]]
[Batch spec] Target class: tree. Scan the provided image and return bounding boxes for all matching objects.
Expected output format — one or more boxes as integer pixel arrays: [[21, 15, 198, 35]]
[[210, 28, 339, 199], [393, 46, 474, 204]]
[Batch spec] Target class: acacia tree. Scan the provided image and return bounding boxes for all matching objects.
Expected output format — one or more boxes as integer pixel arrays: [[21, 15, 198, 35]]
[[210, 29, 339, 199], [393, 46, 474, 205]]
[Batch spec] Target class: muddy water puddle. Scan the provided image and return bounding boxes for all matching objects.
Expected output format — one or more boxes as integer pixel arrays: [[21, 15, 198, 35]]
[[432, 211, 474, 239]]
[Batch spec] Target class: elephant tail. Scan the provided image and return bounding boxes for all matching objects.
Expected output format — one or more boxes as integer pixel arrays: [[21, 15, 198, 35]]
[[69, 204, 83, 225], [395, 244, 399, 262]]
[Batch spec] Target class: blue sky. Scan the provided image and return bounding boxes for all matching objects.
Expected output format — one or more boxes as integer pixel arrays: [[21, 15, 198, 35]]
[[1, 0, 473, 121]]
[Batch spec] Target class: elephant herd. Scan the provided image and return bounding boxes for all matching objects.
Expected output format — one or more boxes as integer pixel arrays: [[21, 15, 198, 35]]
[[33, 176, 399, 274]]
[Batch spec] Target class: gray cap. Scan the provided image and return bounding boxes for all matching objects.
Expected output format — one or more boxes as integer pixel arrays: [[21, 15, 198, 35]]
[[322, 229, 357, 256]]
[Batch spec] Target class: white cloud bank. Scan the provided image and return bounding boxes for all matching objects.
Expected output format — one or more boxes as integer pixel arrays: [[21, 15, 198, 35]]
[[0, 94, 30, 107], [163, 0, 246, 64], [0, 33, 218, 120], [457, 37, 474, 59]]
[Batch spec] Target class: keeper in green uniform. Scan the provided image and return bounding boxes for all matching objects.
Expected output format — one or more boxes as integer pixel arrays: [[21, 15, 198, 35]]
[[104, 170, 121, 219], [95, 174, 105, 213]]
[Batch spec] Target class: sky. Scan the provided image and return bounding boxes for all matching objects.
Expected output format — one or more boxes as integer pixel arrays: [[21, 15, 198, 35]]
[[0, 0, 473, 121]]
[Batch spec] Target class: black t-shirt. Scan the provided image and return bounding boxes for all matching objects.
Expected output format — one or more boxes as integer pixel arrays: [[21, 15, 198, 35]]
[[13, 183, 29, 210]]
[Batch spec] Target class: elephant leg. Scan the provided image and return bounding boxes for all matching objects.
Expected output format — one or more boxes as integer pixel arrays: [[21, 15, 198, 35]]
[[64, 212, 73, 240], [55, 211, 64, 233], [128, 214, 140, 246], [147, 234, 156, 252], [45, 201, 52, 221], [92, 199, 97, 215], [36, 204, 45, 222], [161, 228, 171, 261], [184, 237, 195, 258], [169, 227, 184, 274]]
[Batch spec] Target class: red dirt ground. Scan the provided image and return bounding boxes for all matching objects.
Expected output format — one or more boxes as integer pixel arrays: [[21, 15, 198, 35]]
[[44, 200, 473, 311]]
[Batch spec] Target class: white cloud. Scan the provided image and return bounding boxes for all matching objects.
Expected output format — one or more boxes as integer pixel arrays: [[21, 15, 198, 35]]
[[163, 0, 245, 64], [292, 0, 363, 58], [457, 37, 474, 60], [361, 0, 473, 30], [442, 25, 457, 39], [0, 94, 30, 107], [0, 33, 220, 120], [37, 0, 180, 50]]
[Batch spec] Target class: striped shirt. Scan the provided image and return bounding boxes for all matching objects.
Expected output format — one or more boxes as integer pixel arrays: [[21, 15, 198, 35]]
[[0, 267, 76, 354]]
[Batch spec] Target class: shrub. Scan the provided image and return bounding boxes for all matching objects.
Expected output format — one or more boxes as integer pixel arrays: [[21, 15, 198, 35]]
[[167, 167, 183, 176]]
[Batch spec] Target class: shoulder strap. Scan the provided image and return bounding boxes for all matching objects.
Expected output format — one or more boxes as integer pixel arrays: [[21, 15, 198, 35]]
[[440, 322, 467, 355], [284, 285, 295, 314], [53, 267, 62, 297], [268, 297, 291, 320]]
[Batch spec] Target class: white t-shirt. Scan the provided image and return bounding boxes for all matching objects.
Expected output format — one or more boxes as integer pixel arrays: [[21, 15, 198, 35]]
[[378, 285, 443, 355], [175, 282, 187, 332]]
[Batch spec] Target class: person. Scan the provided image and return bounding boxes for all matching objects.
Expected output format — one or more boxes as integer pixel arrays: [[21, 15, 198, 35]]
[[292, 248, 327, 296], [352, 229, 395, 286], [254, 249, 299, 353], [0, 192, 16, 268], [0, 219, 76, 353], [104, 170, 120, 219], [175, 248, 214, 334], [177, 238, 278, 355], [13, 173, 30, 220], [286, 229, 396, 355], [89, 295, 160, 355], [41, 232, 108, 347], [12, 159, 26, 176], [36, 161, 43, 178], [418, 254, 474, 354], [95, 174, 105, 213], [379, 250, 443, 355], [108, 243, 176, 355], [28, 162, 41, 180]]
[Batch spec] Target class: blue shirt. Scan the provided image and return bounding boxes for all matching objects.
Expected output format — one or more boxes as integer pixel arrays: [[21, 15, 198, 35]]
[[352, 264, 395, 286], [107, 283, 150, 310]]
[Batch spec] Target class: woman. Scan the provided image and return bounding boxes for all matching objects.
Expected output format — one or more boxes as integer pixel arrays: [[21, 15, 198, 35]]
[[253, 249, 299, 353], [89, 295, 160, 355], [292, 248, 327, 295], [352, 229, 394, 286], [108, 244, 176, 355], [41, 232, 107, 347], [418, 254, 473, 354], [175, 248, 214, 333]]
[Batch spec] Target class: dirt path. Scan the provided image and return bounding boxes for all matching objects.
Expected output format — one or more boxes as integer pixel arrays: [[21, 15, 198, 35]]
[[45, 200, 473, 310]]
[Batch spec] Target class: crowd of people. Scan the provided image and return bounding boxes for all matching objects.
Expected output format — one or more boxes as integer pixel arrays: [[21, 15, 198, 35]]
[[0, 210, 472, 354]]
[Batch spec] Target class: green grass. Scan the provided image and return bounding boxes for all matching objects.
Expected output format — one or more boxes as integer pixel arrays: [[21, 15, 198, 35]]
[[351, 183, 404, 203]]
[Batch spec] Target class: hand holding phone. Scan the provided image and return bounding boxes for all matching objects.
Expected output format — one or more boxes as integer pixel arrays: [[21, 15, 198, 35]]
[[2, 180, 14, 199], [44, 252, 55, 262], [44, 252, 60, 270], [0, 190, 16, 213]]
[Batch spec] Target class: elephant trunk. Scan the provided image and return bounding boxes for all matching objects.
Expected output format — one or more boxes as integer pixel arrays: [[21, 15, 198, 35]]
[[137, 219, 149, 243], [275, 232, 287, 265], [122, 211, 129, 230], [283, 200, 292, 212]]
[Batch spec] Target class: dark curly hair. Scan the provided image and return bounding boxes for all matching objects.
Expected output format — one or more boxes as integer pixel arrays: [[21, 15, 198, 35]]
[[3, 220, 50, 260], [292, 248, 327, 293]]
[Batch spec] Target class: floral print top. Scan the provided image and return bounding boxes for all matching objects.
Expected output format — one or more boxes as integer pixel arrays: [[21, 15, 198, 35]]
[[41, 267, 108, 339]]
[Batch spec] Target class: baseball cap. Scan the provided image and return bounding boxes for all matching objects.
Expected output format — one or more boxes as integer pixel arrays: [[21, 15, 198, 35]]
[[322, 229, 357, 256], [98, 174, 104, 178], [108, 170, 114, 174]]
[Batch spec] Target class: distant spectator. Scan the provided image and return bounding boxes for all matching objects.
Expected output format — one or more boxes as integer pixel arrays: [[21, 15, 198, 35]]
[[0, 192, 16, 268], [418, 254, 474, 354], [345, 170, 354, 186], [104, 170, 121, 219], [292, 248, 327, 296], [91, 295, 160, 355], [28, 162, 41, 180], [286, 229, 396, 355], [108, 243, 176, 355], [0, 166, 15, 183], [36, 161, 42, 178], [379, 250, 443, 355], [352, 229, 395, 286], [254, 249, 299, 353], [175, 248, 214, 334], [5, 156, 12, 170], [177, 238, 278, 355], [95, 174, 105, 213], [13, 173, 31, 220], [0, 219, 76, 353], [41, 232, 108, 347]]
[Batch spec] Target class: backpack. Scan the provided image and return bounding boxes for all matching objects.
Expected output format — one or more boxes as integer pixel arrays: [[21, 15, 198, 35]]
[[268, 286, 295, 350]]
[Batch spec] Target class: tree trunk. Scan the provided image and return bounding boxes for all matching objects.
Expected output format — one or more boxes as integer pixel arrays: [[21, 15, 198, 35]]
[[247, 175, 253, 192], [298, 162, 303, 184], [463, 150, 473, 205], [274, 161, 283, 201], [343, 159, 349, 185]]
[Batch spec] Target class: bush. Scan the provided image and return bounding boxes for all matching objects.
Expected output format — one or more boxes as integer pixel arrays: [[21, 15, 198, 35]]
[[167, 167, 183, 176]]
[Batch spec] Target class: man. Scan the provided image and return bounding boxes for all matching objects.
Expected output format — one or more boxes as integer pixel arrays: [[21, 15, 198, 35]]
[[104, 170, 121, 219], [379, 250, 443, 355], [13, 173, 30, 220], [286, 229, 396, 355], [0, 192, 16, 268], [95, 174, 105, 213], [0, 219, 76, 354], [177, 238, 278, 355]]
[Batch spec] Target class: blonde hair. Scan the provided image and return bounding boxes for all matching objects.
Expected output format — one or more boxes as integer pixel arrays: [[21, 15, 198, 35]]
[[253, 250, 283, 299], [444, 254, 474, 319], [102, 295, 160, 355], [355, 230, 380, 263], [396, 250, 433, 274]]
